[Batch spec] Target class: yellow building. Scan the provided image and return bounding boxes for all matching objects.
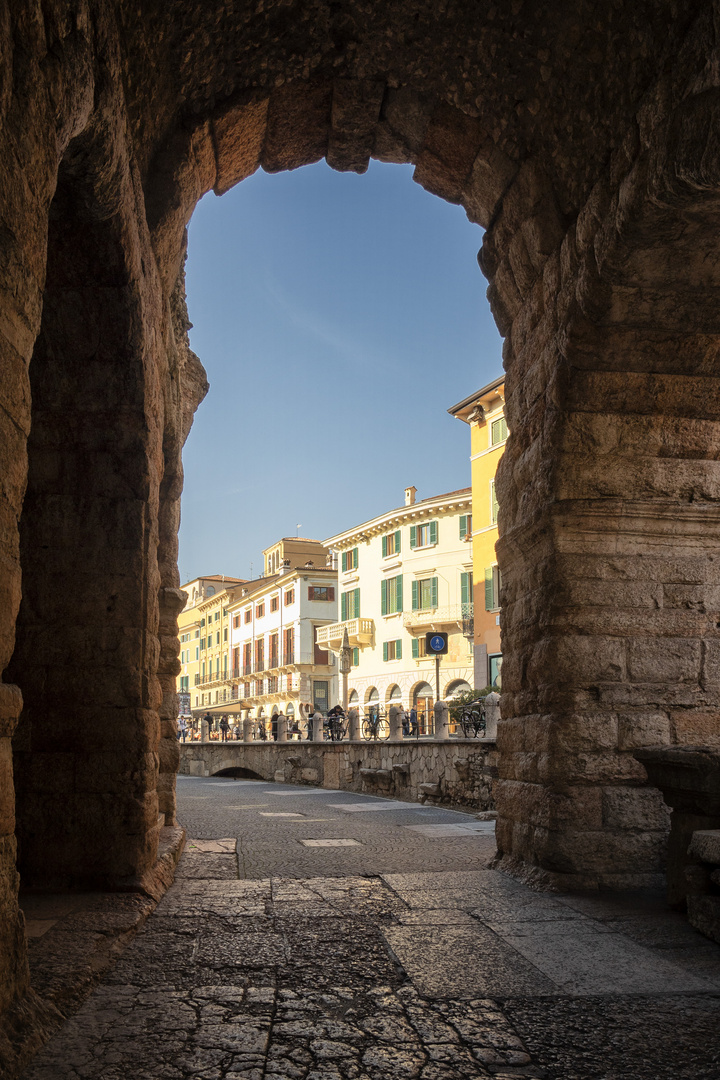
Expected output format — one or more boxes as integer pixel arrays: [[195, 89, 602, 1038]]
[[177, 575, 246, 724], [448, 376, 506, 689]]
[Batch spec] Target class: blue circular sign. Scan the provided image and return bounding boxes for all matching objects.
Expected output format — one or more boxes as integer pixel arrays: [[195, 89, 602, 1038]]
[[429, 634, 445, 653]]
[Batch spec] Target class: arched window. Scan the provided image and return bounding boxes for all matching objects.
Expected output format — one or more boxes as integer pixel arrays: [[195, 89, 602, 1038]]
[[414, 682, 433, 703], [206, 586, 215, 596], [388, 684, 402, 701], [446, 679, 472, 697], [366, 686, 379, 702], [349, 689, 359, 704]]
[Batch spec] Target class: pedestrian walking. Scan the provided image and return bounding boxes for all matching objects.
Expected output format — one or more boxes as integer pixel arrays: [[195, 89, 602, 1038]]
[[409, 706, 418, 737], [177, 716, 187, 742], [219, 715, 229, 742]]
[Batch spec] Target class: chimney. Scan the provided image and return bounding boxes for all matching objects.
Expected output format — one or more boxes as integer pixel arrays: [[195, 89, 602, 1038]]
[[405, 486, 417, 506]]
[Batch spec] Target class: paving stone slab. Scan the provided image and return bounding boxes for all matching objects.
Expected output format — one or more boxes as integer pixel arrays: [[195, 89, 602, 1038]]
[[383, 924, 557, 998]]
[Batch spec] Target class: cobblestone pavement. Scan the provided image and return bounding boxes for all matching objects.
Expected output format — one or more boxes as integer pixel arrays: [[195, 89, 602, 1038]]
[[22, 778, 720, 1080]]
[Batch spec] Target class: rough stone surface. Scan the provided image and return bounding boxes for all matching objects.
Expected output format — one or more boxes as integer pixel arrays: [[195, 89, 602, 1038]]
[[15, 779, 720, 1080], [179, 740, 498, 811]]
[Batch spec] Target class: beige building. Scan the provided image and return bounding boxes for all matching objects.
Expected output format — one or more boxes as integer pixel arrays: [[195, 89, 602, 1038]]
[[321, 487, 475, 729], [177, 575, 247, 721]]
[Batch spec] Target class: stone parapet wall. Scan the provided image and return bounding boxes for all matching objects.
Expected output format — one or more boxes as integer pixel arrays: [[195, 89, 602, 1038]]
[[178, 740, 498, 811]]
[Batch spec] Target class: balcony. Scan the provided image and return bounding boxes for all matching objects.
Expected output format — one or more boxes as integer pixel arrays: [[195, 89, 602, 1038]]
[[316, 618, 375, 652], [403, 603, 473, 633]]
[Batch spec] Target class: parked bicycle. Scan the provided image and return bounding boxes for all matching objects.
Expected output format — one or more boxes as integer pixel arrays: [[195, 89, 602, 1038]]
[[325, 715, 347, 741], [362, 707, 390, 741], [458, 702, 486, 738]]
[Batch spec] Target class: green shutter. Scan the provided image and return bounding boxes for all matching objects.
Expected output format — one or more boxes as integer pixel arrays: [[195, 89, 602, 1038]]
[[485, 567, 494, 611], [412, 580, 419, 610], [395, 529, 401, 553], [383, 642, 388, 662], [342, 551, 347, 572], [459, 514, 467, 539], [410, 525, 417, 548], [382, 535, 387, 558], [461, 572, 470, 606], [431, 577, 438, 608], [354, 588, 360, 618], [381, 578, 387, 616], [352, 647, 359, 666], [396, 639, 402, 660], [429, 520, 438, 544], [412, 637, 419, 658], [396, 575, 403, 612], [352, 547, 358, 568], [491, 481, 499, 524], [341, 592, 347, 621]]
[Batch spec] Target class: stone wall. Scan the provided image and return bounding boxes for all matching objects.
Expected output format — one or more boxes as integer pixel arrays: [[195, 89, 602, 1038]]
[[178, 740, 498, 812]]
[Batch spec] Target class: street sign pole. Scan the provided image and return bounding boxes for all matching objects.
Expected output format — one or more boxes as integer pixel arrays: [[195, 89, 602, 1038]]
[[426, 632, 449, 706], [435, 654, 440, 704]]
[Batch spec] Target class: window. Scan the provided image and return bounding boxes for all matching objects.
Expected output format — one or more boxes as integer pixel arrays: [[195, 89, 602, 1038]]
[[309, 585, 335, 601], [411, 577, 438, 611], [485, 565, 501, 611], [233, 614, 240, 628], [491, 415, 508, 445], [382, 531, 401, 558], [255, 638, 264, 670], [223, 627, 228, 641], [195, 646, 199, 660], [461, 571, 473, 613], [411, 636, 428, 658], [284, 588, 295, 605], [349, 689, 359, 703], [352, 647, 359, 666], [200, 637, 206, 650], [269, 633, 279, 668], [256, 602, 265, 618], [284, 627, 295, 665], [490, 479, 499, 524], [459, 514, 472, 540], [195, 629, 199, 638], [410, 521, 438, 548], [244, 609, 252, 624], [200, 618, 205, 627], [381, 575, 403, 615], [243, 642, 251, 674], [270, 595, 279, 612], [214, 611, 220, 622], [268, 675, 278, 693], [206, 586, 215, 596], [341, 547, 358, 572], [216, 631, 220, 645], [383, 639, 402, 661], [341, 588, 360, 620]]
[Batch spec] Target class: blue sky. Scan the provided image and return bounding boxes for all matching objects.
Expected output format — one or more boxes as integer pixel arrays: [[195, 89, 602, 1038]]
[[179, 160, 503, 583]]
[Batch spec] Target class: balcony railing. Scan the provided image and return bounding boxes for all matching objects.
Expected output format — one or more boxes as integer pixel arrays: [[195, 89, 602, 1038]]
[[316, 618, 375, 652], [403, 603, 473, 631]]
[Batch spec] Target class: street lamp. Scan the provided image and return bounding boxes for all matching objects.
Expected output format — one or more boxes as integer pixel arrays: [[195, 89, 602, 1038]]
[[339, 626, 352, 713]]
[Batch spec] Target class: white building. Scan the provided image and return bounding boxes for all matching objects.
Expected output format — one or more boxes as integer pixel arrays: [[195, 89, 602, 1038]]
[[226, 542, 339, 727], [320, 486, 475, 730]]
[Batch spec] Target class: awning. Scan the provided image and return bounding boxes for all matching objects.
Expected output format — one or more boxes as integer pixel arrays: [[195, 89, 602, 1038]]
[[191, 701, 248, 716]]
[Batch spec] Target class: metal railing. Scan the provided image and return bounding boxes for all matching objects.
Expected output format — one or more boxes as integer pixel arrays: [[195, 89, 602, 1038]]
[[403, 603, 473, 630]]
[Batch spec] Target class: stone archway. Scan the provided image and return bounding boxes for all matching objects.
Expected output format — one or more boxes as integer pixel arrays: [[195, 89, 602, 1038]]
[[1, 0, 719, 1042]]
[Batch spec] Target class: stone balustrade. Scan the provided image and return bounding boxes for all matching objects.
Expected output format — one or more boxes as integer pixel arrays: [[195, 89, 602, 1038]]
[[178, 737, 498, 812]]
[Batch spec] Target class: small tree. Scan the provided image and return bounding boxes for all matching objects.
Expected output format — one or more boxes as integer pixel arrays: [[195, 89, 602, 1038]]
[[447, 687, 491, 724]]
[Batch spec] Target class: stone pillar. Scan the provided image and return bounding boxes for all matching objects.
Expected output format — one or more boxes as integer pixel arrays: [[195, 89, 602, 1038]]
[[202, 719, 211, 742], [489, 129, 720, 889], [433, 701, 449, 741], [348, 707, 361, 741], [243, 715, 254, 742], [277, 713, 288, 742], [311, 715, 325, 741], [484, 692, 500, 740], [388, 705, 404, 741]]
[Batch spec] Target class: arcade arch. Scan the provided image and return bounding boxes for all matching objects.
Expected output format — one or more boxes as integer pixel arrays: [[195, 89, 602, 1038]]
[[0, 0, 718, 1032]]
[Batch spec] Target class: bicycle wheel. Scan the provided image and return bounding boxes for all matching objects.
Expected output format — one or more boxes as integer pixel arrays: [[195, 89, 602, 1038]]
[[459, 710, 473, 738], [362, 719, 374, 740], [377, 718, 390, 740]]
